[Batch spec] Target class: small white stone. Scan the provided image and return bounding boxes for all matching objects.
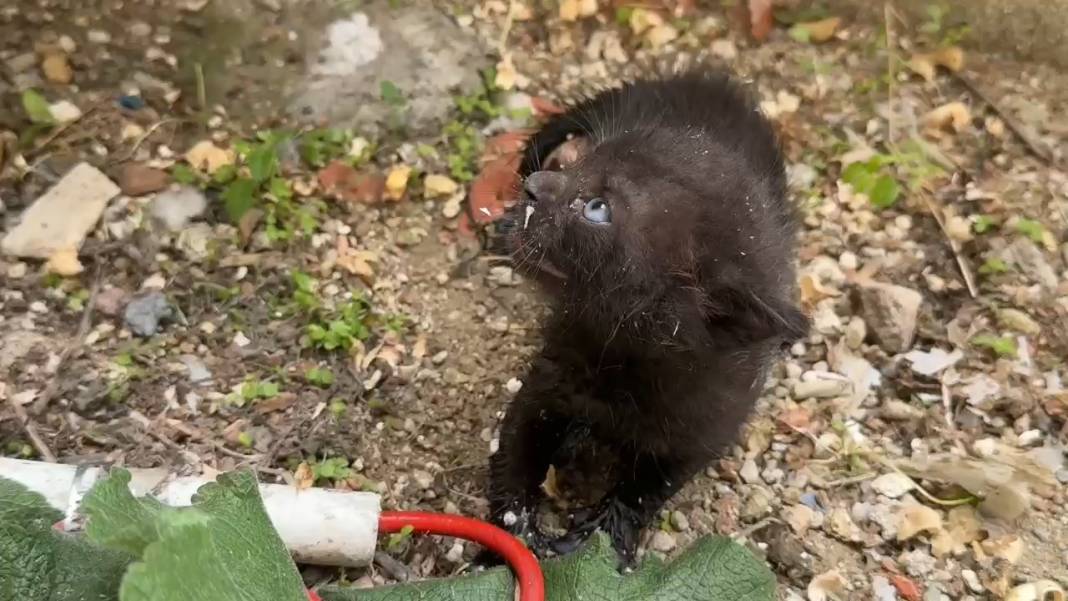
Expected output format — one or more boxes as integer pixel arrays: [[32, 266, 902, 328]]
[[233, 331, 251, 347], [505, 378, 523, 394]]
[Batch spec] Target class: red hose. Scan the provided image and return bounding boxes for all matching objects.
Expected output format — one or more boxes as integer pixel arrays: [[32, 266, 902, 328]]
[[378, 511, 545, 601]]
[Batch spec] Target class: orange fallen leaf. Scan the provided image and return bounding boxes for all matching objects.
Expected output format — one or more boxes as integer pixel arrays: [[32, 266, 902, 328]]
[[891, 574, 922, 601], [748, 0, 774, 41], [470, 155, 521, 224], [294, 461, 315, 490], [318, 161, 386, 204], [908, 46, 965, 82], [923, 101, 971, 133], [793, 17, 841, 43]]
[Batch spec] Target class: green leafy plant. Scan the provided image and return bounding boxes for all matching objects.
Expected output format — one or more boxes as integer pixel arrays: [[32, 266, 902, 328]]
[[306, 297, 373, 351], [841, 159, 901, 209], [298, 128, 354, 168], [226, 378, 280, 406], [1014, 218, 1048, 244], [386, 524, 414, 553], [305, 366, 336, 388], [972, 215, 996, 234], [21, 89, 56, 125], [978, 257, 1009, 275], [310, 456, 352, 483], [841, 143, 945, 209], [971, 333, 1018, 358]]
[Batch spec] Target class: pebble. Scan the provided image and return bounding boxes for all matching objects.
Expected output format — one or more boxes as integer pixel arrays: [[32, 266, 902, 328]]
[[792, 373, 852, 400], [739, 458, 762, 484], [119, 163, 171, 196], [444, 541, 464, 563], [5, 52, 36, 73], [180, 355, 212, 383], [148, 186, 208, 232], [177, 223, 213, 262], [844, 317, 867, 349], [123, 292, 176, 337], [650, 530, 677, 552], [1, 163, 119, 259], [233, 332, 251, 347], [858, 282, 922, 353], [670, 510, 690, 532], [48, 101, 82, 123], [870, 473, 915, 498], [961, 569, 983, 593], [505, 378, 523, 394], [412, 469, 434, 489], [881, 399, 925, 421], [87, 29, 112, 44], [741, 487, 773, 520]]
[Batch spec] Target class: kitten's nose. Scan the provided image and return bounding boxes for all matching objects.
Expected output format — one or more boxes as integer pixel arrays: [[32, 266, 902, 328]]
[[523, 171, 567, 204]]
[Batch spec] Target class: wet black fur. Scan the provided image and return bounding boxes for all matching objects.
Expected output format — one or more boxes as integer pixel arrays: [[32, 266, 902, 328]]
[[486, 69, 808, 563]]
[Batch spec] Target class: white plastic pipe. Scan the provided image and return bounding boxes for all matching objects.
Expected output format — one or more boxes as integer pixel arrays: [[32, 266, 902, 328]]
[[0, 458, 381, 567]]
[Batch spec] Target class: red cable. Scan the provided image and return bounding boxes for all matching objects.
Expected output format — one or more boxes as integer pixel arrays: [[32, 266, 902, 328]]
[[378, 511, 545, 601]]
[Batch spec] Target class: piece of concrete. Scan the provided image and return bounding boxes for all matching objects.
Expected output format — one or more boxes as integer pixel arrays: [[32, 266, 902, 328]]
[[1, 162, 119, 259], [288, 3, 489, 135]]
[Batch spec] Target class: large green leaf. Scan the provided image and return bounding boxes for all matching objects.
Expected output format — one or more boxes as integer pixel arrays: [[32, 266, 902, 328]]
[[80, 469, 167, 556], [0, 476, 131, 601], [319, 533, 775, 601], [90, 470, 307, 601]]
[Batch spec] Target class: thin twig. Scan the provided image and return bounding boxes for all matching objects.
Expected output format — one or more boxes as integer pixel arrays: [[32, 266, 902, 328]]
[[8, 399, 57, 462], [884, 2, 896, 144], [953, 72, 1055, 165], [730, 517, 780, 541], [31, 271, 102, 414], [113, 118, 179, 165], [919, 192, 979, 298]]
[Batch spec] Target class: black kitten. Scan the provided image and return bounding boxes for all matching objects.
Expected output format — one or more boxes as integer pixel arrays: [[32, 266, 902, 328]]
[[487, 69, 808, 564]]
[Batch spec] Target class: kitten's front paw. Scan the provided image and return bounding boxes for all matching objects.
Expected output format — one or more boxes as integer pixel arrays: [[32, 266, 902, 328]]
[[475, 505, 551, 567], [550, 497, 642, 567]]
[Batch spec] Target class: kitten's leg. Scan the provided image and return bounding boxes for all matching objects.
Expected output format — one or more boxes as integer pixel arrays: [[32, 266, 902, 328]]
[[552, 451, 704, 565], [486, 389, 571, 555]]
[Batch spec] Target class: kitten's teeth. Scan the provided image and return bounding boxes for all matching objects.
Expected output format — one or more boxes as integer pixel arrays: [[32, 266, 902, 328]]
[[523, 205, 535, 229]]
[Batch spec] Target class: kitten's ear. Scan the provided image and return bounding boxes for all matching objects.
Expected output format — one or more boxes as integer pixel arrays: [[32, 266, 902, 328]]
[[704, 289, 809, 345]]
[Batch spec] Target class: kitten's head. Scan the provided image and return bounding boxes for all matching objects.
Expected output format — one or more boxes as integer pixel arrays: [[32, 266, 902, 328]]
[[501, 71, 808, 350]]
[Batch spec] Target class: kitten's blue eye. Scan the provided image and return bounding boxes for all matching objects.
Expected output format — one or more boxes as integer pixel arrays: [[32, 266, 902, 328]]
[[582, 198, 611, 224]]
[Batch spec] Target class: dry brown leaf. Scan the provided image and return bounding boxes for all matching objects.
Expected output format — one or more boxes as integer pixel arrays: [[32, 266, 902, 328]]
[[335, 237, 376, 284], [924, 101, 971, 133], [900, 438, 1060, 520], [184, 140, 234, 174], [981, 534, 1025, 564], [931, 505, 981, 557], [796, 17, 842, 43], [799, 273, 840, 308], [558, 0, 579, 21], [896, 504, 943, 541], [384, 165, 412, 202], [46, 248, 83, 276], [807, 569, 847, 601], [294, 461, 315, 490], [908, 46, 965, 82], [494, 54, 518, 90], [540, 464, 562, 500]]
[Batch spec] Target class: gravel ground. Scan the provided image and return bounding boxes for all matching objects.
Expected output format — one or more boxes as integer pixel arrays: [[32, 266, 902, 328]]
[[2, 1, 1067, 599]]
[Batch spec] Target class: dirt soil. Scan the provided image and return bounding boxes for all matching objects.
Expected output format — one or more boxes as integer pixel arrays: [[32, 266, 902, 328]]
[[2, 1, 1067, 599]]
